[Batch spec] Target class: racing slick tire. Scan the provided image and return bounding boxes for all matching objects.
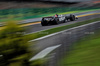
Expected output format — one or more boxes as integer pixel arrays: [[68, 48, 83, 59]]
[[41, 18, 48, 26], [70, 14, 75, 21]]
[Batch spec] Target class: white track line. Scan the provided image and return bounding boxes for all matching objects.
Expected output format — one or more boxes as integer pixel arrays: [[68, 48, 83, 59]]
[[29, 21, 100, 42], [29, 44, 61, 61]]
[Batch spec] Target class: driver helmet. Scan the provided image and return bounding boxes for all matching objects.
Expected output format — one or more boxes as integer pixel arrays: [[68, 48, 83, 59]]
[[55, 14, 58, 17]]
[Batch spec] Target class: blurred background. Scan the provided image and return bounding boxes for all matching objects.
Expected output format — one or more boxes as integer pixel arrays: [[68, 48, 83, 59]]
[[0, 0, 100, 22], [0, 0, 100, 66]]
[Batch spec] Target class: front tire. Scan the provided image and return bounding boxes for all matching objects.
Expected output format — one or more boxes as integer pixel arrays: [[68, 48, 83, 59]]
[[70, 14, 75, 21]]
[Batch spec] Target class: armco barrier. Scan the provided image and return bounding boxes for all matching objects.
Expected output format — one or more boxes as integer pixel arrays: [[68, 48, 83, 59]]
[[29, 21, 100, 66]]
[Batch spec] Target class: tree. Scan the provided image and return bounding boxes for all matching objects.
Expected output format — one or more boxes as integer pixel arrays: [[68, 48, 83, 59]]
[[0, 21, 31, 66]]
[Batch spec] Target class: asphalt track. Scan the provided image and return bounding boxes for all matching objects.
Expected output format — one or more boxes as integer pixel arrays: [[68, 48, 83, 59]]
[[30, 21, 100, 66], [28, 10, 100, 66], [0, 10, 100, 33], [25, 10, 100, 34]]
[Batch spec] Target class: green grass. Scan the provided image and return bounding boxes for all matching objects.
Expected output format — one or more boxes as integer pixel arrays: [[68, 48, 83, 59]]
[[0, 7, 100, 22], [59, 29, 100, 66], [59, 9, 100, 15], [26, 17, 100, 40]]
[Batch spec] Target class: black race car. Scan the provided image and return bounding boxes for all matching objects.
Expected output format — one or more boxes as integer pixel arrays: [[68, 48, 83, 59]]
[[41, 14, 78, 26]]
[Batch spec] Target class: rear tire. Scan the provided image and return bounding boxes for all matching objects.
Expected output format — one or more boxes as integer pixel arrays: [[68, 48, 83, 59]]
[[41, 18, 48, 26]]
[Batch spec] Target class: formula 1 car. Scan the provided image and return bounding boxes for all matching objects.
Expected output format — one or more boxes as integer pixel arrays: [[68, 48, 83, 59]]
[[41, 14, 78, 26]]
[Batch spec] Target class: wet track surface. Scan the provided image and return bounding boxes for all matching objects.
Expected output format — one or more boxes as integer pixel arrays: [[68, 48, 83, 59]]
[[26, 14, 100, 34]]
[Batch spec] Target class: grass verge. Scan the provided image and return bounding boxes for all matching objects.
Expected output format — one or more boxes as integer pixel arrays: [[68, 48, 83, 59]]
[[26, 17, 100, 40], [0, 8, 100, 22], [59, 28, 100, 66]]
